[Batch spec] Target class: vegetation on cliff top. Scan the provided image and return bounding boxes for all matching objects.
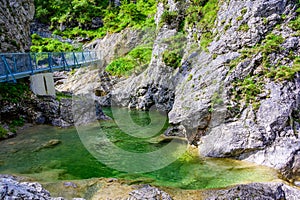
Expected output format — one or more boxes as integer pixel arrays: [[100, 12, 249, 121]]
[[34, 0, 157, 40], [32, 0, 157, 53]]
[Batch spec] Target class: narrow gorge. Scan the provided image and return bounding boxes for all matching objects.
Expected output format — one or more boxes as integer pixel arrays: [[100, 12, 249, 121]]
[[1, 0, 300, 199]]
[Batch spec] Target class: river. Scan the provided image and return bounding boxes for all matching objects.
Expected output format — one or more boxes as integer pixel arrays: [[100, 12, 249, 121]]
[[0, 108, 279, 190]]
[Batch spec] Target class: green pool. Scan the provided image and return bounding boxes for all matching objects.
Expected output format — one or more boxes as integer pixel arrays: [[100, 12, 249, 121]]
[[0, 108, 279, 189]]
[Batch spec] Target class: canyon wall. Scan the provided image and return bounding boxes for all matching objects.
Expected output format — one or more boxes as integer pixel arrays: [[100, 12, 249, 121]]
[[0, 0, 34, 52]]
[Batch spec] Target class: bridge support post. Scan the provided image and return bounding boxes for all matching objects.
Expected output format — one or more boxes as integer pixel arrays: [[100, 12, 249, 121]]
[[30, 73, 56, 96]]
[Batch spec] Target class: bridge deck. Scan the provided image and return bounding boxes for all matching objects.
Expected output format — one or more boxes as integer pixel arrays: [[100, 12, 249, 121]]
[[0, 51, 100, 82]]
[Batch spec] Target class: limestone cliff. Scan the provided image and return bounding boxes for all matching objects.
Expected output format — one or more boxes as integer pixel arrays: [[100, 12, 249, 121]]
[[0, 0, 35, 52], [108, 0, 300, 184]]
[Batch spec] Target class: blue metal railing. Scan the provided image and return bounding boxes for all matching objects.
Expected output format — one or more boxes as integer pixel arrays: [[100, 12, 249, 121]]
[[0, 51, 99, 83]]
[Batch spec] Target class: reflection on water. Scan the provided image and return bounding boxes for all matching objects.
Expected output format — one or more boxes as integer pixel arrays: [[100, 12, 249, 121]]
[[0, 108, 279, 189]]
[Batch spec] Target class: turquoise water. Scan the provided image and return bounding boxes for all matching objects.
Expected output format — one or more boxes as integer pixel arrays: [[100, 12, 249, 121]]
[[0, 108, 279, 189]]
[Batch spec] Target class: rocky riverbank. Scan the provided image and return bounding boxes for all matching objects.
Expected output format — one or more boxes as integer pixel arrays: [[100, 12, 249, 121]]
[[1, 175, 300, 200], [0, 80, 110, 140]]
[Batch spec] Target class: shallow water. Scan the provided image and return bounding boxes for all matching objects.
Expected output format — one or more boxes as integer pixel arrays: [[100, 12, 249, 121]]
[[0, 108, 279, 189]]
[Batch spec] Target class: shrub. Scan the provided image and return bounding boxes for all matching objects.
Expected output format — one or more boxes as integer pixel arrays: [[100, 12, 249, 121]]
[[106, 44, 153, 76], [289, 7, 300, 31], [0, 126, 8, 139], [0, 82, 30, 103], [238, 23, 249, 32], [162, 50, 182, 68], [106, 57, 136, 76], [160, 11, 179, 26], [185, 0, 219, 51], [37, 1, 158, 40], [266, 57, 300, 81], [10, 117, 25, 128], [232, 76, 262, 104], [31, 34, 81, 52], [161, 33, 186, 68]]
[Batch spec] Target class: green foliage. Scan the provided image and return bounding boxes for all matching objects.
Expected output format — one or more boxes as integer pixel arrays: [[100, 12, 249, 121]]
[[56, 91, 73, 101], [0, 82, 30, 104], [10, 117, 25, 128], [30, 34, 81, 52], [261, 33, 284, 55], [232, 76, 263, 104], [161, 33, 186, 68], [106, 45, 153, 76], [228, 33, 287, 110], [230, 33, 284, 70], [265, 57, 300, 81], [185, 0, 219, 51], [106, 57, 136, 76], [238, 23, 249, 32], [224, 23, 231, 31], [128, 45, 153, 65], [289, 6, 300, 31], [35, 0, 108, 27], [9, 117, 25, 133], [241, 7, 247, 15], [162, 50, 183, 68], [0, 126, 8, 139], [236, 15, 243, 21], [35, 0, 157, 40]]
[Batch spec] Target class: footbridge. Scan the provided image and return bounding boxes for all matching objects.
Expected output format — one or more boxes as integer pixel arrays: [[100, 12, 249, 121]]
[[0, 51, 100, 83]]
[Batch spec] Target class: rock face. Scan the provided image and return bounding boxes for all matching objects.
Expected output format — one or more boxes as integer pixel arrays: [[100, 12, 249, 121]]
[[0, 175, 52, 200], [0, 0, 35, 52], [84, 28, 154, 69], [203, 182, 300, 200], [108, 0, 300, 183]]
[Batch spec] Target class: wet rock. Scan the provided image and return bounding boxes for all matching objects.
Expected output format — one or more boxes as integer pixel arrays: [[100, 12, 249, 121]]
[[164, 125, 186, 138], [128, 185, 172, 200], [43, 139, 61, 148]]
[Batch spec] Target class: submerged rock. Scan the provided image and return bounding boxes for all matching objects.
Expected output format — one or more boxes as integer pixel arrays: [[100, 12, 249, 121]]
[[34, 139, 61, 152]]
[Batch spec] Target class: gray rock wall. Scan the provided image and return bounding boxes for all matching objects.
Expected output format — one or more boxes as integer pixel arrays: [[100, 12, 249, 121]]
[[0, 0, 34, 52], [203, 182, 300, 200], [84, 28, 153, 69]]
